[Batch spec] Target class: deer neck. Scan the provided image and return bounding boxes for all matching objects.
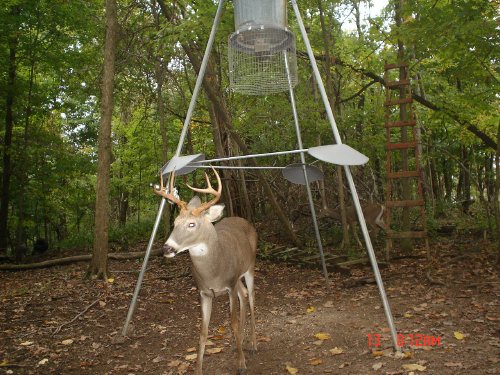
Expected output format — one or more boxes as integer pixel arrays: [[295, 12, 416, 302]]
[[188, 229, 219, 259]]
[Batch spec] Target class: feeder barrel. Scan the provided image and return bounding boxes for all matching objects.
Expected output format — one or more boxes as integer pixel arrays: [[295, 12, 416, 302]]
[[234, 0, 287, 29]]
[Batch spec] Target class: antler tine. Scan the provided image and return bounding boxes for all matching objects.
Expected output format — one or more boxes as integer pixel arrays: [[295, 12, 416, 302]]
[[188, 167, 222, 216], [153, 170, 188, 210]]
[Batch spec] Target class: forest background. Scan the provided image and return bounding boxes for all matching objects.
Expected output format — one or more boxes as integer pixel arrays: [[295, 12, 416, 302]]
[[0, 0, 498, 276]]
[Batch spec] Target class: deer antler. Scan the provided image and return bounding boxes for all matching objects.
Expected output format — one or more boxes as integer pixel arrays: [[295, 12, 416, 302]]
[[188, 167, 222, 216], [153, 170, 188, 211]]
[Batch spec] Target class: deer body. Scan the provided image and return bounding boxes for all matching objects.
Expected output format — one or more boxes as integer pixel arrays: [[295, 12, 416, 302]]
[[156, 170, 257, 375], [319, 203, 386, 246]]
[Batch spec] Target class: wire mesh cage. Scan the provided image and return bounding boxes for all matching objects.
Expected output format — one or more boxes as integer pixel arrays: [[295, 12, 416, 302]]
[[228, 0, 298, 95]]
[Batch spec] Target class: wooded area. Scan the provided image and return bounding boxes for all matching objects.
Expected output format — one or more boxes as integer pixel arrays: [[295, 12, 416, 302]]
[[0, 0, 498, 271]]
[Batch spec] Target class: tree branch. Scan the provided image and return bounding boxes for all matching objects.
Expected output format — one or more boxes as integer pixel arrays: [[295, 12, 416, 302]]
[[298, 51, 497, 150]]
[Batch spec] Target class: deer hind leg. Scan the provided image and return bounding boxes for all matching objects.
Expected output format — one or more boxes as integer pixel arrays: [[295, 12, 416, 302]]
[[351, 224, 363, 247], [375, 206, 387, 232], [236, 279, 247, 350], [243, 269, 257, 352], [195, 292, 213, 375], [229, 286, 246, 373]]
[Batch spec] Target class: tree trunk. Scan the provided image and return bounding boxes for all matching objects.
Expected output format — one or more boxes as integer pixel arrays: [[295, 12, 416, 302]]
[[395, 0, 412, 251], [494, 120, 500, 263], [88, 0, 118, 280], [14, 55, 36, 260], [317, 0, 350, 249], [0, 7, 19, 254]]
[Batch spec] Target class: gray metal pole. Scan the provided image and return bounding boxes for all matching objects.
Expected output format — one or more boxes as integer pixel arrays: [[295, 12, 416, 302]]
[[175, 0, 226, 156], [190, 148, 309, 164], [120, 0, 226, 337], [284, 52, 329, 284], [290, 0, 400, 351], [121, 197, 166, 336]]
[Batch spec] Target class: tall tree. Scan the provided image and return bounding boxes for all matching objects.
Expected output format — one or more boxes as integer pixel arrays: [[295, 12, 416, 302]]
[[0, 5, 19, 254], [88, 0, 119, 279]]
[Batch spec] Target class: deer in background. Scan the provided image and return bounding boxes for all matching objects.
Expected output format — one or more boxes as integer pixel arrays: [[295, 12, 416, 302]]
[[319, 203, 386, 247], [154, 168, 257, 375]]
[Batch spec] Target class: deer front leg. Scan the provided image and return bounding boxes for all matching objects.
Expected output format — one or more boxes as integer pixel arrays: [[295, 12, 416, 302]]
[[195, 291, 213, 375], [229, 287, 246, 373]]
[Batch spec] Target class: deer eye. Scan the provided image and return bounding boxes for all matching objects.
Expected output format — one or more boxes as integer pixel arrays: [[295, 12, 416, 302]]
[[188, 222, 196, 228]]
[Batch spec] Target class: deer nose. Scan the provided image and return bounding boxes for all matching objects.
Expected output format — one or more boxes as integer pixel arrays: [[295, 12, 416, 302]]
[[163, 244, 176, 258]]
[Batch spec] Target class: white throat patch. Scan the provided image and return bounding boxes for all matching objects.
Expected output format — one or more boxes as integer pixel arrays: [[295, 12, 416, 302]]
[[189, 243, 208, 257]]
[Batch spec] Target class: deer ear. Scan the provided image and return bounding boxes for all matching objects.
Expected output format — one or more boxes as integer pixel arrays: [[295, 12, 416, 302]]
[[187, 196, 201, 209], [204, 204, 225, 222]]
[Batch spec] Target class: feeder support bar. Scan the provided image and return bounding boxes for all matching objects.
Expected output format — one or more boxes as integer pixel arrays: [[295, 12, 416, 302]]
[[290, 0, 400, 352], [175, 0, 226, 157]]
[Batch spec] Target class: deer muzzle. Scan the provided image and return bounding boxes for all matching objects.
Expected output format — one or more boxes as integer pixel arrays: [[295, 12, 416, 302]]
[[163, 244, 177, 258]]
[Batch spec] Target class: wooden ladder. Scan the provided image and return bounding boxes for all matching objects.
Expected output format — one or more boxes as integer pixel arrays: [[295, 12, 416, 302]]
[[384, 62, 429, 259]]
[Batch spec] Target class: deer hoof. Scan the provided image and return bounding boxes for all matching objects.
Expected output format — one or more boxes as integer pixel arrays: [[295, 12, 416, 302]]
[[247, 347, 257, 355]]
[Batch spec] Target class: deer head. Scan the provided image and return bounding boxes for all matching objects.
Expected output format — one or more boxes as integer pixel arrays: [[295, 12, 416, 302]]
[[154, 168, 223, 258]]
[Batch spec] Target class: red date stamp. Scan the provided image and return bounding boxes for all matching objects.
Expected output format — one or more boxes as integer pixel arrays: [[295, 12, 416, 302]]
[[367, 333, 441, 348]]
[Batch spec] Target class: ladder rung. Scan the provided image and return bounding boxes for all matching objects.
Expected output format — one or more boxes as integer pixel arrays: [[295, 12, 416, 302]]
[[386, 230, 427, 239], [387, 171, 421, 179], [384, 97, 413, 106], [385, 120, 416, 128], [385, 79, 410, 88], [384, 62, 409, 70], [386, 142, 418, 150], [386, 199, 425, 208]]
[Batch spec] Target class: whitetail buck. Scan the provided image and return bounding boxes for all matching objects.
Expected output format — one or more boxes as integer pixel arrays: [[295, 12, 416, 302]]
[[319, 203, 386, 246], [154, 168, 257, 375]]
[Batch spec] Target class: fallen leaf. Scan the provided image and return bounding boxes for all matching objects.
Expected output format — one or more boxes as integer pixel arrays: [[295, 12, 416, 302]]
[[257, 336, 271, 342], [285, 363, 299, 374], [444, 362, 463, 368], [306, 306, 316, 313], [99, 301, 106, 308], [404, 312, 413, 318], [167, 360, 182, 367], [217, 326, 226, 334], [206, 347, 223, 355], [314, 332, 331, 341], [330, 347, 344, 355], [185, 353, 197, 361], [454, 331, 464, 340], [107, 278, 114, 283], [61, 339, 74, 346], [372, 362, 383, 370], [19, 341, 34, 346], [309, 358, 322, 366], [402, 363, 426, 371], [323, 301, 334, 308], [38, 358, 49, 365], [186, 347, 196, 353]]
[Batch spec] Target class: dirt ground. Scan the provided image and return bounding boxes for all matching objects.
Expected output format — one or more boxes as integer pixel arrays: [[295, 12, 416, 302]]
[[0, 236, 498, 375]]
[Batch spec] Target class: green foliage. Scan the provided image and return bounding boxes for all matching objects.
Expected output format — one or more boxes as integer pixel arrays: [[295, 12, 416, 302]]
[[1, 0, 498, 253]]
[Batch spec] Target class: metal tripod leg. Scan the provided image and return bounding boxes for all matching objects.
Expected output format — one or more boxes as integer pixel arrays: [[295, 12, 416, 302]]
[[284, 52, 329, 284], [121, 198, 166, 336], [290, 0, 400, 351]]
